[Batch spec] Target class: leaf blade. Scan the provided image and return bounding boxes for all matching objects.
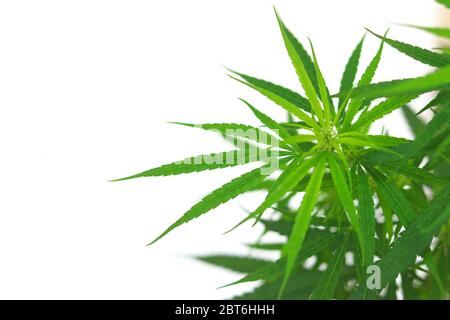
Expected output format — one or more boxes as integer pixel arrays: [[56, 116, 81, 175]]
[[279, 156, 327, 298], [112, 148, 271, 181], [339, 36, 364, 106], [328, 155, 364, 261], [229, 70, 312, 112], [366, 29, 450, 67], [351, 65, 450, 99], [148, 164, 275, 245], [356, 166, 375, 267], [367, 167, 416, 226], [275, 10, 324, 126], [350, 95, 417, 131]]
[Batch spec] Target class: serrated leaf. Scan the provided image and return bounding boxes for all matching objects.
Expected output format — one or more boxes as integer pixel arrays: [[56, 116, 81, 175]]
[[148, 164, 275, 245], [230, 74, 318, 130], [197, 255, 272, 274], [343, 35, 386, 128], [275, 10, 324, 126], [272, 12, 319, 95], [356, 166, 375, 267], [309, 39, 332, 122], [339, 36, 364, 106], [338, 132, 410, 147], [239, 98, 293, 140], [350, 184, 450, 299], [351, 65, 450, 99], [170, 122, 282, 147], [279, 156, 327, 298], [350, 95, 417, 131], [227, 156, 318, 231], [229, 70, 311, 112], [112, 147, 273, 181], [367, 29, 450, 67], [359, 35, 386, 87], [367, 167, 416, 225], [310, 233, 351, 300], [328, 155, 364, 261], [380, 162, 447, 186]]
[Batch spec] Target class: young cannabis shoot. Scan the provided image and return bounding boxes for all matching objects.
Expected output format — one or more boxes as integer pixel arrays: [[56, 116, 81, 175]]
[[115, 6, 450, 300]]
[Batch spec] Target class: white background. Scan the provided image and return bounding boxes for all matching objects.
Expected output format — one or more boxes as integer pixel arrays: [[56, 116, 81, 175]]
[[0, 0, 444, 299]]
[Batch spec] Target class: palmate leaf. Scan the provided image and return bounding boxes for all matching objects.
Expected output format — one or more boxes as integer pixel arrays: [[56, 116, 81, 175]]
[[112, 146, 273, 181], [229, 70, 311, 112], [356, 166, 375, 267], [351, 184, 450, 299], [148, 163, 277, 245], [223, 230, 341, 288], [366, 29, 450, 67], [196, 255, 272, 274], [279, 156, 327, 298], [349, 95, 418, 131], [339, 36, 364, 107], [309, 233, 351, 300], [350, 65, 450, 99], [275, 9, 324, 126]]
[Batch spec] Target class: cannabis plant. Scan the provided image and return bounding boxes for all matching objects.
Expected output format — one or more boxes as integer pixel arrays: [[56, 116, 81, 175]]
[[116, 3, 450, 299]]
